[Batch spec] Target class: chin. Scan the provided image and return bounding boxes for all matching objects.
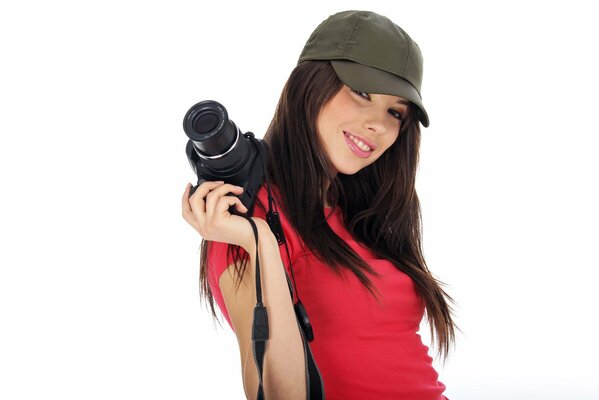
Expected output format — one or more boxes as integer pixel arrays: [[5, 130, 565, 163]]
[[335, 165, 364, 175]]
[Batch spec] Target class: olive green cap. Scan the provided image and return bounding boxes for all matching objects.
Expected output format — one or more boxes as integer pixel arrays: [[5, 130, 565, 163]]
[[298, 10, 430, 127]]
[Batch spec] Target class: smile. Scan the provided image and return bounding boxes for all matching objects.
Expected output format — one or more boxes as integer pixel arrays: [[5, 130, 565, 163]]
[[344, 131, 373, 158]]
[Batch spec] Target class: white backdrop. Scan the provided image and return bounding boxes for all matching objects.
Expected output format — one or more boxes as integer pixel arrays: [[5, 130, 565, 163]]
[[1, 0, 598, 399]]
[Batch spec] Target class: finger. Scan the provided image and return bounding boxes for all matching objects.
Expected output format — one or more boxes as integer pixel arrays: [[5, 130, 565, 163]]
[[189, 181, 229, 232], [205, 184, 244, 220], [215, 193, 248, 216], [182, 183, 193, 213], [222, 193, 249, 213], [181, 184, 202, 231], [188, 180, 225, 212], [236, 198, 249, 213]]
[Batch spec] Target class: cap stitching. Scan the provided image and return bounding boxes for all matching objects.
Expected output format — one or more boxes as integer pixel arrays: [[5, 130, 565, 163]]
[[402, 36, 412, 75], [342, 18, 361, 57]]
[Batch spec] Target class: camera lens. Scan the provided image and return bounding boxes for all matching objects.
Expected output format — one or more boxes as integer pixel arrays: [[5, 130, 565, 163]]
[[183, 100, 239, 157], [193, 111, 219, 134]]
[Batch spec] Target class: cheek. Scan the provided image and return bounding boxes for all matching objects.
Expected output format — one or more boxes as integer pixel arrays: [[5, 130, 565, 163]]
[[326, 89, 357, 118], [317, 100, 347, 141], [316, 115, 333, 146]]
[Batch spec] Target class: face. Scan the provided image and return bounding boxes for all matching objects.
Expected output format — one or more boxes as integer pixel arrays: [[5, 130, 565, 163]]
[[316, 84, 409, 176]]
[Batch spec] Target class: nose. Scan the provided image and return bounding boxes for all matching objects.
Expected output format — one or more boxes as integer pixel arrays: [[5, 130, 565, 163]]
[[362, 109, 389, 135]]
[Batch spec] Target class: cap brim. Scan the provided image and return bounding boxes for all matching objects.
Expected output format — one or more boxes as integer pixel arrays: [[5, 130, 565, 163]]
[[331, 60, 430, 127]]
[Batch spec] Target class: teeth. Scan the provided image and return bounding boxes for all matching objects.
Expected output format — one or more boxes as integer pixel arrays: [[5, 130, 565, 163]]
[[348, 134, 372, 151]]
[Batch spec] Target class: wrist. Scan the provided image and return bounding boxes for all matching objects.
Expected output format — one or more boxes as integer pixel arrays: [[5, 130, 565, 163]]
[[242, 218, 277, 255]]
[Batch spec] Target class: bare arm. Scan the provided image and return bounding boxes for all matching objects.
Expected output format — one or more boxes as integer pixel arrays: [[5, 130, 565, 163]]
[[219, 220, 306, 400]]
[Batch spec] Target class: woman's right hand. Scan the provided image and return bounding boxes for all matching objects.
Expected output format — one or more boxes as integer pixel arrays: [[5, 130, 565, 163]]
[[182, 180, 267, 252]]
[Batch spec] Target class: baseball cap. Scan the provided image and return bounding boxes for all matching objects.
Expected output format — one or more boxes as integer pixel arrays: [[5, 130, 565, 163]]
[[298, 10, 430, 127]]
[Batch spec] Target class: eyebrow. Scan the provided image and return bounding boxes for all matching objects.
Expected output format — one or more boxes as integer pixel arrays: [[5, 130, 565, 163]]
[[396, 99, 410, 106]]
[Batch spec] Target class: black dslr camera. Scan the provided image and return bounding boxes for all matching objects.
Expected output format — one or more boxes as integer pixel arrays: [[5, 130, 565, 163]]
[[183, 100, 267, 213]]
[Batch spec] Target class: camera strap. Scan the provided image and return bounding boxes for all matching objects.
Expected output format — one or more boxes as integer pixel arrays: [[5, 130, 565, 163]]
[[243, 216, 324, 400], [242, 135, 325, 400]]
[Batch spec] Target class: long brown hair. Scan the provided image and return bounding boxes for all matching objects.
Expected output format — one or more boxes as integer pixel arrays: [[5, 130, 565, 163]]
[[199, 60, 460, 363]]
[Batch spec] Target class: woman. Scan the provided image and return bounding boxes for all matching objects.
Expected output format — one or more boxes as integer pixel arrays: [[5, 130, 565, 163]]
[[182, 10, 458, 400]]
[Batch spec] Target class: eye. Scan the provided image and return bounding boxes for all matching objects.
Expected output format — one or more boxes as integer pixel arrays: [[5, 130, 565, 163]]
[[352, 89, 370, 100], [388, 109, 404, 121], [352, 89, 404, 121]]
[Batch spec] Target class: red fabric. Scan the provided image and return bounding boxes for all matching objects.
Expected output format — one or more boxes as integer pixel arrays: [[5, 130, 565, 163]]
[[206, 184, 448, 400]]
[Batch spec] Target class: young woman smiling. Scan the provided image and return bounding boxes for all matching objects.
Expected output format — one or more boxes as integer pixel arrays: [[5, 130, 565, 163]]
[[183, 10, 458, 400]]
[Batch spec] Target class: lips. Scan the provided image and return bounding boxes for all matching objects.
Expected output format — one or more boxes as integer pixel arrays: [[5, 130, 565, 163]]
[[344, 134, 372, 158], [343, 131, 377, 151]]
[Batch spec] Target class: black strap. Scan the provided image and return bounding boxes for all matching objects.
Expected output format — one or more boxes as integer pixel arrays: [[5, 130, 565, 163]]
[[242, 214, 325, 400], [240, 134, 325, 399], [245, 217, 268, 398]]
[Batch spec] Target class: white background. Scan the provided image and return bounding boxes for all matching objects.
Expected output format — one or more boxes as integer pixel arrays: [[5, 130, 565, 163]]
[[1, 0, 598, 399]]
